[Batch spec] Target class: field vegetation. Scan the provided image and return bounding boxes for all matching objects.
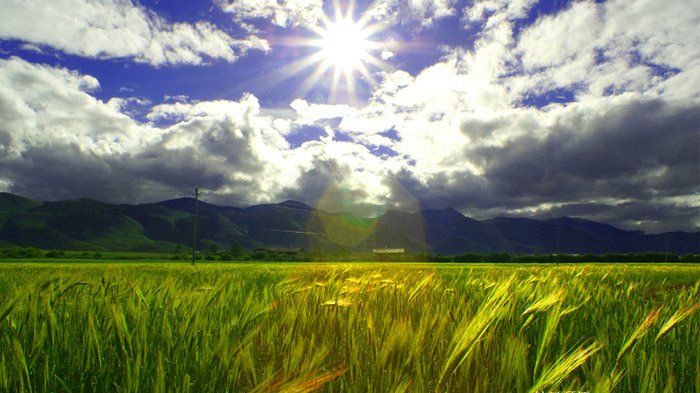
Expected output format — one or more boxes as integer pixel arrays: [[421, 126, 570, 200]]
[[0, 262, 697, 392], [1, 246, 699, 264]]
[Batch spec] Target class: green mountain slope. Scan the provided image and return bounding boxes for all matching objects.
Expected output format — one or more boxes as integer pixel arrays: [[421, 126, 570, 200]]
[[0, 193, 697, 254], [0, 193, 41, 215]]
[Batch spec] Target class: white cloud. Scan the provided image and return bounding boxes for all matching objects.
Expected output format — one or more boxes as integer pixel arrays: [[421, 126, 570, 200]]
[[106, 96, 152, 117], [217, 0, 324, 30], [144, 94, 398, 207], [290, 99, 356, 123], [19, 43, 44, 54], [0, 56, 395, 210], [517, 2, 600, 72], [464, 0, 538, 25], [0, 57, 145, 156], [0, 0, 270, 66], [368, 0, 457, 27], [284, 0, 698, 231], [513, 0, 700, 101], [0, 178, 12, 192], [604, 0, 700, 70]]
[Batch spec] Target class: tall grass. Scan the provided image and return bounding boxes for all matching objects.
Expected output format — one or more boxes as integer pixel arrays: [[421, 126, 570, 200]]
[[0, 263, 697, 392]]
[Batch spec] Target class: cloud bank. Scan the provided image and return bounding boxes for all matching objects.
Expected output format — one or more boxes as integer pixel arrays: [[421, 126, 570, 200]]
[[217, 0, 325, 30], [0, 0, 697, 233], [0, 0, 270, 65]]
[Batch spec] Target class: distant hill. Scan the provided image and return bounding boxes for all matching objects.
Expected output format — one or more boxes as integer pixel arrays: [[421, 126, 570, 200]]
[[0, 192, 41, 215], [0, 192, 697, 254]]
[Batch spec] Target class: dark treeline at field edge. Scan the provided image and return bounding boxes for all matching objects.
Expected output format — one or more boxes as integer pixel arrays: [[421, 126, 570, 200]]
[[0, 246, 698, 263]]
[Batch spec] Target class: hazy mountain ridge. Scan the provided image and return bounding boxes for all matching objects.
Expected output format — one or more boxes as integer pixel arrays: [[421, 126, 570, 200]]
[[0, 192, 697, 254]]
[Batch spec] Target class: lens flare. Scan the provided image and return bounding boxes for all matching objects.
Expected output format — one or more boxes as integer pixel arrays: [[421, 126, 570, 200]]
[[307, 177, 427, 253]]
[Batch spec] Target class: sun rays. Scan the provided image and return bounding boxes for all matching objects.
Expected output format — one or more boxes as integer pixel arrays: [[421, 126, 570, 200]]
[[269, 0, 393, 104]]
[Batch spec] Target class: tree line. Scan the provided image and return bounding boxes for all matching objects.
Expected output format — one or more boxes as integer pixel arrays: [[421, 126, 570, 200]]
[[0, 246, 698, 263]]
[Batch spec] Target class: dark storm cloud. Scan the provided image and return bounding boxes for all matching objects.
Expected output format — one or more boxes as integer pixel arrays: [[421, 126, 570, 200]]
[[0, 54, 300, 207], [0, 131, 268, 205], [0, 144, 167, 202], [194, 119, 265, 170], [0, 89, 276, 205], [0, 130, 11, 156], [0, 122, 265, 203], [390, 168, 495, 211], [127, 147, 230, 191], [519, 201, 700, 234], [0, 55, 298, 204], [459, 116, 506, 141], [280, 160, 335, 206], [125, 116, 268, 192], [388, 97, 699, 232], [279, 159, 381, 216], [478, 98, 699, 203], [0, 48, 696, 234], [554, 100, 697, 181]]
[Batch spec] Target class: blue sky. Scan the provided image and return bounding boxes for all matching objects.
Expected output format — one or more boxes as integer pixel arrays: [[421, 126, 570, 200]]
[[0, 0, 698, 233]]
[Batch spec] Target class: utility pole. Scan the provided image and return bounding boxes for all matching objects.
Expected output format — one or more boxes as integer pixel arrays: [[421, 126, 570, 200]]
[[191, 186, 199, 265], [556, 222, 561, 264]]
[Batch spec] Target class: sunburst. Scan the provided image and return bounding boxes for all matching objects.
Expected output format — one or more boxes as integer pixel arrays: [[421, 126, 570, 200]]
[[267, 0, 393, 103]]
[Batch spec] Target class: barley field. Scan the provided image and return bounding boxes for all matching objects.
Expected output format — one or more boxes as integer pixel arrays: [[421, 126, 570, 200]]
[[0, 262, 698, 392]]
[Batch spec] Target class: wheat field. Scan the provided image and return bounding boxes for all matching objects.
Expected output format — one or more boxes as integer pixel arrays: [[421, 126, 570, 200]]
[[0, 262, 698, 392]]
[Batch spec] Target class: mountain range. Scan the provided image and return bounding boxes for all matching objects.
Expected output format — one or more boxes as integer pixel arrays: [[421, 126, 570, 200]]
[[0, 192, 697, 254]]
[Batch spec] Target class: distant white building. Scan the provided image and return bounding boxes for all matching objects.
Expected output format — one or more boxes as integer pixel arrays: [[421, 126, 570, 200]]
[[372, 248, 405, 254]]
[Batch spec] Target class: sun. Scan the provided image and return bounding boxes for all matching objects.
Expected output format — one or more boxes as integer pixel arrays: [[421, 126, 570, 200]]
[[303, 3, 386, 102], [263, 1, 392, 103], [317, 17, 371, 74]]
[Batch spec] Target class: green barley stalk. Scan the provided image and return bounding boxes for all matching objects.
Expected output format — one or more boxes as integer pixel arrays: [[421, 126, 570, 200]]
[[533, 301, 563, 379], [655, 302, 700, 342], [53, 374, 72, 393], [13, 339, 32, 393], [436, 274, 515, 391], [0, 294, 22, 326], [521, 289, 566, 316], [251, 367, 347, 393], [617, 306, 663, 362], [408, 273, 435, 303], [528, 341, 603, 393]]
